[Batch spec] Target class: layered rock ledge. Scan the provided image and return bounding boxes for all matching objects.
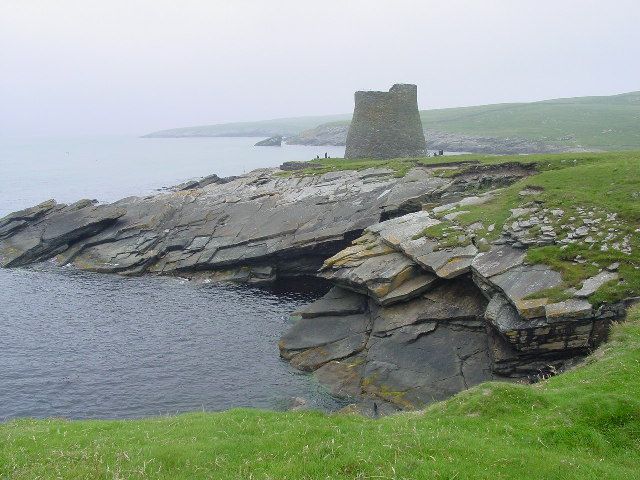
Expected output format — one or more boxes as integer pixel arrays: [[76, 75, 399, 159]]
[[0, 164, 520, 280], [279, 202, 631, 413], [1, 160, 633, 414]]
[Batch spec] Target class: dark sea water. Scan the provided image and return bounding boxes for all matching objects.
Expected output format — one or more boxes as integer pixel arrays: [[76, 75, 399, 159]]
[[0, 136, 346, 419]]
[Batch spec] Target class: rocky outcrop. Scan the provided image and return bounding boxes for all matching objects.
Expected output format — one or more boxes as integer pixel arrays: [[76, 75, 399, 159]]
[[279, 186, 629, 410], [286, 123, 349, 146], [0, 200, 125, 267], [0, 161, 534, 280], [280, 277, 498, 409], [0, 166, 468, 280], [254, 136, 282, 147], [345, 84, 427, 159], [1, 159, 629, 414]]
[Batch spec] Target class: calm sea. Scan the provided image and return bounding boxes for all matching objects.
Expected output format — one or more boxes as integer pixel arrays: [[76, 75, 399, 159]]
[[0, 136, 346, 419]]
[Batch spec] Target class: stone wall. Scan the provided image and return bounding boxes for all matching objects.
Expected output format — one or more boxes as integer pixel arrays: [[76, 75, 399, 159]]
[[344, 84, 427, 159]]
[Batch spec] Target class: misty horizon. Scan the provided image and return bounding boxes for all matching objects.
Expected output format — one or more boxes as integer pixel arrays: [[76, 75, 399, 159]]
[[1, 0, 639, 137]]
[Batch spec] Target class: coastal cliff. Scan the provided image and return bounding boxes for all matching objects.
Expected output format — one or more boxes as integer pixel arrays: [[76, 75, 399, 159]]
[[1, 152, 638, 412]]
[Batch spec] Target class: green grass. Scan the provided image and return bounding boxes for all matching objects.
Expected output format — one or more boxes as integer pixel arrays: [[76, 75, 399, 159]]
[[421, 91, 640, 150], [277, 156, 433, 177], [281, 151, 639, 304], [416, 151, 640, 304], [2, 305, 640, 479], [147, 90, 640, 150]]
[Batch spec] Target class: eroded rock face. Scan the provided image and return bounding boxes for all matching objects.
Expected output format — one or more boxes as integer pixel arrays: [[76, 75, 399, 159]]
[[0, 201, 125, 267], [279, 277, 498, 408], [345, 84, 427, 159], [0, 167, 451, 279], [281, 201, 628, 410], [1, 161, 628, 413], [0, 163, 536, 282]]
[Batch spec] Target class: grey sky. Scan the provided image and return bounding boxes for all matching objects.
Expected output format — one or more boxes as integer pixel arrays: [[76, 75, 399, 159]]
[[1, 0, 639, 137]]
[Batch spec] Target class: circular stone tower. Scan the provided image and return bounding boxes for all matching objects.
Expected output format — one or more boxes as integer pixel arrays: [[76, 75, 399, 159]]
[[344, 84, 427, 159]]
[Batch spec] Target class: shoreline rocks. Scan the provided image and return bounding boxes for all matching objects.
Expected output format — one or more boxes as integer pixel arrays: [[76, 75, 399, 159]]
[[255, 136, 282, 147], [0, 160, 631, 414], [0, 162, 526, 280], [278, 197, 630, 411]]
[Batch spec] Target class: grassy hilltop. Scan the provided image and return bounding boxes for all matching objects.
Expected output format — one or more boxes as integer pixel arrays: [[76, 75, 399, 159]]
[[144, 91, 640, 151], [142, 114, 350, 138], [1, 150, 640, 479], [420, 91, 640, 150]]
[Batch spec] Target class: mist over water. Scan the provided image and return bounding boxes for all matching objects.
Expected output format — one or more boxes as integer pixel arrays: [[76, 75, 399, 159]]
[[0, 136, 345, 216]]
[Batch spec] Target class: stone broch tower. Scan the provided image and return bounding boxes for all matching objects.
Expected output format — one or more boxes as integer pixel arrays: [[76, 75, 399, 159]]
[[344, 84, 427, 159]]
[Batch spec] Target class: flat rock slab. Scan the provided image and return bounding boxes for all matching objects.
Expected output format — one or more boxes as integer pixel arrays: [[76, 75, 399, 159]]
[[413, 245, 478, 279], [575, 271, 619, 298], [490, 264, 563, 316], [545, 299, 593, 322], [471, 245, 526, 279], [368, 210, 440, 248], [288, 334, 368, 371], [0, 204, 125, 267], [279, 314, 370, 352], [363, 323, 495, 407], [321, 249, 423, 304], [0, 166, 451, 277], [377, 273, 438, 306], [0, 199, 57, 229], [296, 287, 368, 318]]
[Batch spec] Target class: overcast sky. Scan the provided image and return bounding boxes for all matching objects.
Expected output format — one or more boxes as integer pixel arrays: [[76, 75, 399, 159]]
[[1, 0, 639, 137]]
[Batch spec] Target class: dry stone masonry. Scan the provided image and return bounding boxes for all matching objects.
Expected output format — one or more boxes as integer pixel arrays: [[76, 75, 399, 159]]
[[344, 84, 427, 159]]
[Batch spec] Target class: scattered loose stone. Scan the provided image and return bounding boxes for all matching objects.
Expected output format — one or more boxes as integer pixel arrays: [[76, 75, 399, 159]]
[[575, 271, 619, 298]]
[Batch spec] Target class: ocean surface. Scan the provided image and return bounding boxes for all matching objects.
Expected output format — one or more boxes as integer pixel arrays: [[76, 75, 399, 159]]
[[0, 135, 345, 217], [0, 135, 346, 420]]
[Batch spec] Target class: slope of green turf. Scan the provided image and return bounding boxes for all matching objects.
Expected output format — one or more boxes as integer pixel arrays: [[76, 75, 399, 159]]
[[279, 150, 640, 308], [421, 91, 640, 150], [144, 91, 640, 150]]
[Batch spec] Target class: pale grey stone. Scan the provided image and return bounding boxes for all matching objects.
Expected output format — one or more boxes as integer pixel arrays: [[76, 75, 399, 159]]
[[575, 271, 619, 298]]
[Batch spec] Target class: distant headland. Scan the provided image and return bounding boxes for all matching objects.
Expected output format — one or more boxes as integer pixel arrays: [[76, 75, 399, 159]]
[[142, 90, 640, 154]]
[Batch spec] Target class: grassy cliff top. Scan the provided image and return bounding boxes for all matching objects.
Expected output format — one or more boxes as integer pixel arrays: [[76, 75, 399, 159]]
[[3, 304, 639, 479], [285, 151, 640, 305]]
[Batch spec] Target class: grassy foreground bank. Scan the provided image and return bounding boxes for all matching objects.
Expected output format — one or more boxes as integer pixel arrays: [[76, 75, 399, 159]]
[[2, 305, 639, 479]]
